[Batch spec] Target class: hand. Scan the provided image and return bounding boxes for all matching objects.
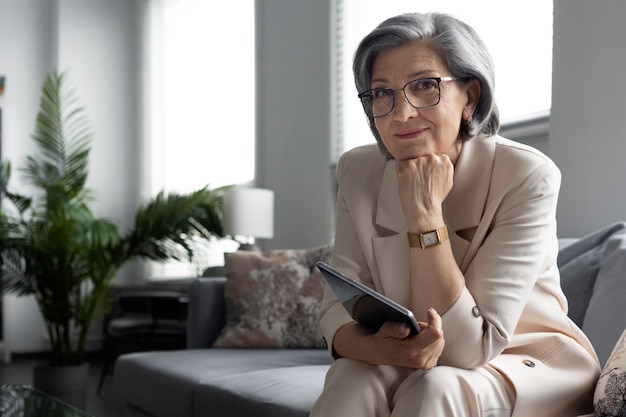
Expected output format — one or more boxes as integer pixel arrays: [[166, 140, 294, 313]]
[[369, 308, 445, 370], [396, 154, 454, 229]]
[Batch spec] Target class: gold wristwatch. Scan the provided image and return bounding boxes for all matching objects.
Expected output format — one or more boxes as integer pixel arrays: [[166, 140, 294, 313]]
[[407, 225, 449, 249]]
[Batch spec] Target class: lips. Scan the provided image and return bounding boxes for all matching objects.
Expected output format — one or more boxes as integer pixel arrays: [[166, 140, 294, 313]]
[[394, 128, 426, 139]]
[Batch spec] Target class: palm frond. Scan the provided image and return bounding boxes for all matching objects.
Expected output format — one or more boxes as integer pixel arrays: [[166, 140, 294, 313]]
[[0, 161, 31, 214], [0, 249, 30, 295], [119, 185, 231, 264], [21, 71, 92, 203]]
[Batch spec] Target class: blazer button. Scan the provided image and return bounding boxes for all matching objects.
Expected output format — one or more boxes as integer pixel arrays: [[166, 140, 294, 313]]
[[472, 306, 481, 317], [522, 359, 535, 368]]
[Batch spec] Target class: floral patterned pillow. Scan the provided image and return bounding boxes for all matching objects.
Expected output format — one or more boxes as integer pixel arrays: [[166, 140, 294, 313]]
[[213, 245, 331, 349], [594, 327, 626, 417]]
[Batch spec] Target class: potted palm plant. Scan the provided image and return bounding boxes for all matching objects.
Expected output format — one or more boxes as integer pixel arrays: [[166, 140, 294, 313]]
[[0, 71, 229, 409]]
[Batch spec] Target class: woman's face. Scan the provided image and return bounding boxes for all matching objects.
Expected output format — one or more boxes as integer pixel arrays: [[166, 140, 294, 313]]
[[371, 42, 479, 163]]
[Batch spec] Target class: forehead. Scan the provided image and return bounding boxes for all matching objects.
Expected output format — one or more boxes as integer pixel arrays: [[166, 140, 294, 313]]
[[371, 42, 449, 82]]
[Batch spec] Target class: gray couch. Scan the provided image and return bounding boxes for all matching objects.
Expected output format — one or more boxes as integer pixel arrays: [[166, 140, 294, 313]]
[[114, 222, 626, 417], [114, 275, 332, 417]]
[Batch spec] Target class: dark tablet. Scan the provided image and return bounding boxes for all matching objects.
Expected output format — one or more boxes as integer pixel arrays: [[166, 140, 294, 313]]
[[316, 261, 420, 335]]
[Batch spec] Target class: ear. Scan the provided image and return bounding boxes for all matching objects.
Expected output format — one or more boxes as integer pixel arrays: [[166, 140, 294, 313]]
[[463, 78, 481, 121]]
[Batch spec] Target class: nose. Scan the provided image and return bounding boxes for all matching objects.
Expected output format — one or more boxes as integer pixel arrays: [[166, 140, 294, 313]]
[[392, 93, 418, 121]]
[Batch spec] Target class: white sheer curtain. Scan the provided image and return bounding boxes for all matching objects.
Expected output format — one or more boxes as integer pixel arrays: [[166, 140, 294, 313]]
[[336, 0, 553, 156], [143, 0, 254, 277]]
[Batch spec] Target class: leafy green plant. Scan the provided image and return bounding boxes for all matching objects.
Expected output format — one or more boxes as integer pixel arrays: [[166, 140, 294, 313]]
[[0, 71, 229, 365]]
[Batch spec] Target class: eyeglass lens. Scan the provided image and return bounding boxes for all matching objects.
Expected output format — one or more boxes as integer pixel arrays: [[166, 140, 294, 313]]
[[360, 78, 441, 118]]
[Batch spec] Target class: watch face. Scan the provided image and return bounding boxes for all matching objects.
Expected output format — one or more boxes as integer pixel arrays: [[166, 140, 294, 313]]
[[422, 230, 439, 246]]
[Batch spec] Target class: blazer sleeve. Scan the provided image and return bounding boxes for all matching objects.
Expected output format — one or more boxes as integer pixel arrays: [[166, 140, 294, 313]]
[[316, 148, 383, 355]]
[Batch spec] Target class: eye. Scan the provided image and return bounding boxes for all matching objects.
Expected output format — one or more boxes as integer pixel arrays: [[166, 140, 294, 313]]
[[410, 79, 439, 93], [372, 88, 394, 99]]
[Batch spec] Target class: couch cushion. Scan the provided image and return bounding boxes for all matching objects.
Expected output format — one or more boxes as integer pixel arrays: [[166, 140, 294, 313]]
[[213, 245, 331, 349], [114, 348, 331, 417], [593, 327, 626, 416], [195, 365, 330, 417]]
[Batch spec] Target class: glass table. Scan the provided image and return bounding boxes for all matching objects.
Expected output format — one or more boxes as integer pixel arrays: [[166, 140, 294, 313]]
[[0, 385, 93, 417]]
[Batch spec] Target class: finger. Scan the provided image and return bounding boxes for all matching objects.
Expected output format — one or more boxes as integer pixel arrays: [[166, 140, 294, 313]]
[[427, 307, 443, 331], [378, 321, 411, 338]]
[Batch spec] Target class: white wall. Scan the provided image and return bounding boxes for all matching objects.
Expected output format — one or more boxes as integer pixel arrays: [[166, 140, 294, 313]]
[[255, 0, 335, 250], [57, 0, 144, 234], [550, 0, 626, 238], [0, 0, 57, 359], [0, 0, 144, 354]]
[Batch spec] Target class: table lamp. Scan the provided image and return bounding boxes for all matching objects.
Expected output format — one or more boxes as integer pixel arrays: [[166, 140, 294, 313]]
[[223, 187, 274, 251]]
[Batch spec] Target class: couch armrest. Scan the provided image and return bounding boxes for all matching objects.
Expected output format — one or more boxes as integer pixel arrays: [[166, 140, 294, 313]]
[[186, 277, 226, 348]]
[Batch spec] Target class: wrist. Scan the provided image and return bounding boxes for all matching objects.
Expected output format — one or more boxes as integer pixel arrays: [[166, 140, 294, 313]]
[[407, 211, 444, 234]]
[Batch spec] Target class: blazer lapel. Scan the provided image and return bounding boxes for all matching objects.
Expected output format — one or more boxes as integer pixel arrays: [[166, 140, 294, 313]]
[[444, 136, 496, 271], [372, 161, 411, 301], [444, 136, 495, 232]]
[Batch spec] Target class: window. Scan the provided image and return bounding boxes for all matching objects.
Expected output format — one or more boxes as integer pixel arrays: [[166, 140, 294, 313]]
[[145, 0, 256, 194], [143, 0, 255, 276], [335, 0, 553, 156]]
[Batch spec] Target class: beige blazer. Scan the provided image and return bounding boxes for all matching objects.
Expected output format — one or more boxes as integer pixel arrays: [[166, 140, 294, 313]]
[[318, 135, 601, 417]]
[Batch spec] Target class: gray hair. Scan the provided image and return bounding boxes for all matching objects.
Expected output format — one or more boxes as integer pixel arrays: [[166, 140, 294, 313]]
[[353, 12, 500, 159]]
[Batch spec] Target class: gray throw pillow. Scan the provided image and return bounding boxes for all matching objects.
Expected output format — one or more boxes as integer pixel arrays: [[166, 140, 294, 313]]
[[557, 222, 626, 329], [582, 226, 626, 366]]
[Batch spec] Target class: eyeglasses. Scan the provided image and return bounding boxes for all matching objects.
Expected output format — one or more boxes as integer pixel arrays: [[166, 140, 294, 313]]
[[358, 77, 460, 118]]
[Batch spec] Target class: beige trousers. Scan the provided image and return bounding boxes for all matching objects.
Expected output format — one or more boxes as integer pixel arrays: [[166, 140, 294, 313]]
[[309, 358, 515, 417]]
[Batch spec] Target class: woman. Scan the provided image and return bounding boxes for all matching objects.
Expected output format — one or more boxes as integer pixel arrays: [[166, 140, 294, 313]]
[[310, 12, 600, 417]]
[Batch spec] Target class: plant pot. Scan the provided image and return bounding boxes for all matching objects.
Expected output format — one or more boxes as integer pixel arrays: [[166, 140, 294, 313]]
[[33, 362, 90, 411]]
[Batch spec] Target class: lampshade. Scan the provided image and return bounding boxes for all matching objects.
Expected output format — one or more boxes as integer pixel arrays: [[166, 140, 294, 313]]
[[223, 187, 274, 239]]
